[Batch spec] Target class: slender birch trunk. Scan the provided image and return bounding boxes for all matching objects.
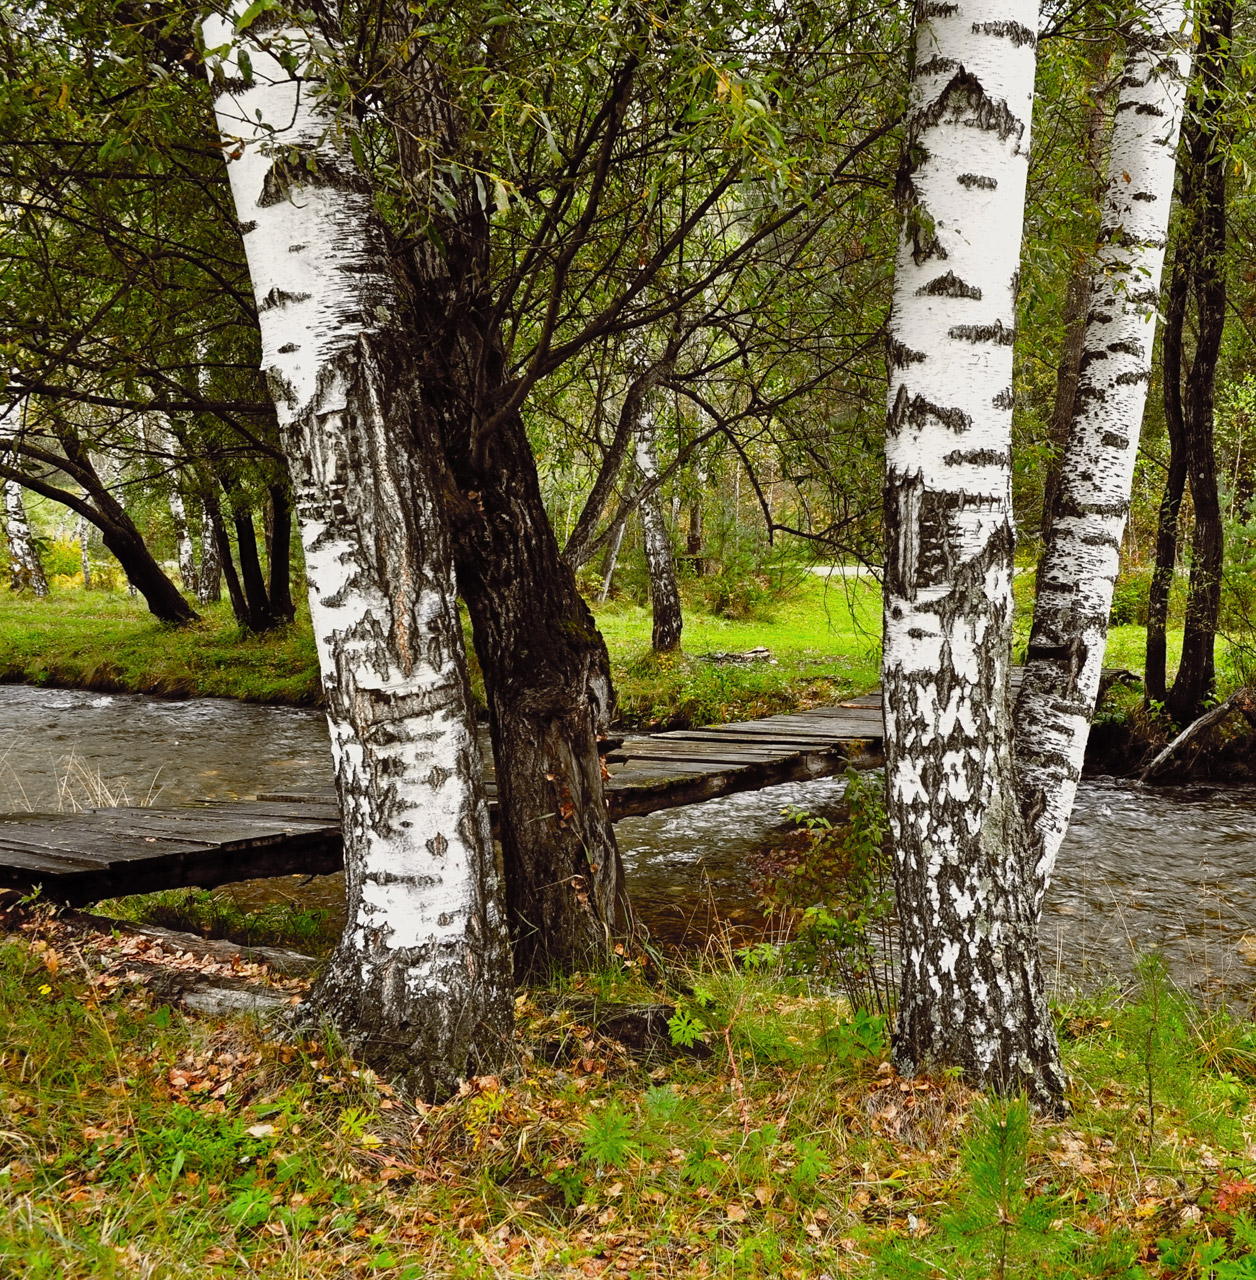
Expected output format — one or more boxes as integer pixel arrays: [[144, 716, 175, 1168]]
[[633, 388, 683, 654], [203, 3, 511, 1097], [151, 419, 199, 596], [3, 477, 49, 596], [883, 0, 1064, 1103], [196, 512, 222, 603], [77, 515, 92, 589], [1015, 0, 1191, 906], [598, 519, 626, 601]]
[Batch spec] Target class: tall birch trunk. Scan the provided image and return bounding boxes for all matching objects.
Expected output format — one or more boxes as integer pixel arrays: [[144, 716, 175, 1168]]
[[1015, 0, 1191, 904], [203, 4, 512, 1097], [196, 512, 222, 603], [3, 477, 49, 596], [883, 0, 1063, 1104], [598, 518, 627, 601], [634, 393, 683, 654], [151, 419, 199, 596]]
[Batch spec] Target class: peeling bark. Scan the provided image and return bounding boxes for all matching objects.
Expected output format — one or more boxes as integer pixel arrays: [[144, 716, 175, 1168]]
[[1015, 0, 1191, 908], [203, 3, 512, 1098], [883, 0, 1063, 1105]]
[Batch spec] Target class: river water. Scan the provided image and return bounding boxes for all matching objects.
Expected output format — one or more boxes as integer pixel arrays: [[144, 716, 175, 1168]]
[[4, 683, 1255, 998]]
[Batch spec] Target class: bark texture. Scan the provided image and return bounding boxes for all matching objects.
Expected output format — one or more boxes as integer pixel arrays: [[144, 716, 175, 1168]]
[[204, 4, 512, 1098], [1015, 0, 1191, 905], [883, 0, 1063, 1105]]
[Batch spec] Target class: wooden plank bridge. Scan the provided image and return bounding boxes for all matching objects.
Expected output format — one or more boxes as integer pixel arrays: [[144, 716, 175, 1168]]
[[0, 695, 885, 906]]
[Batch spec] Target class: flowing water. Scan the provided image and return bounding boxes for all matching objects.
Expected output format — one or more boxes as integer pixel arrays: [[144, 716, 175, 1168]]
[[3, 683, 1256, 997]]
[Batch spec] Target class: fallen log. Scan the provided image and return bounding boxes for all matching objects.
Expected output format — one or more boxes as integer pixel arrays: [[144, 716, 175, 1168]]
[[1139, 687, 1255, 783]]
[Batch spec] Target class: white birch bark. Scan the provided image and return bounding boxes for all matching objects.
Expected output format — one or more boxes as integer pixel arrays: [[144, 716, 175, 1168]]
[[3, 477, 49, 596], [882, 0, 1063, 1101], [634, 395, 683, 653], [203, 3, 511, 1096], [1015, 1, 1191, 909], [149, 418, 199, 596], [77, 515, 92, 589]]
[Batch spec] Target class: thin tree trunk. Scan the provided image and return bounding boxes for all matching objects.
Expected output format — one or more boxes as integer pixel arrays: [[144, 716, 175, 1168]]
[[77, 515, 92, 589], [196, 495, 222, 604], [168, 485, 199, 598], [3, 477, 49, 596], [206, 492, 247, 626], [267, 481, 295, 623], [1146, 246, 1190, 704], [598, 518, 626, 602], [634, 393, 683, 653], [1016, 0, 1192, 906], [231, 503, 278, 631], [1167, 0, 1233, 723], [204, 3, 512, 1097], [883, 0, 1063, 1106]]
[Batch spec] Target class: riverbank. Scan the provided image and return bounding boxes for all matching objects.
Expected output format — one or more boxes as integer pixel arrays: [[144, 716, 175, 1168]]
[[0, 577, 883, 726], [5, 897, 1256, 1279]]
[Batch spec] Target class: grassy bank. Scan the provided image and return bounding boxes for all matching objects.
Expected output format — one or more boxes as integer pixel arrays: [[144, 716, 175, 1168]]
[[5, 902, 1256, 1278], [0, 575, 883, 724], [0, 590, 321, 705]]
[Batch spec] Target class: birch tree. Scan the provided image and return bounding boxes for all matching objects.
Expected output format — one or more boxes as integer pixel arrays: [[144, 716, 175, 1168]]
[[1015, 0, 1191, 904], [882, 0, 1064, 1104], [2, 477, 49, 596], [202, 1, 512, 1097]]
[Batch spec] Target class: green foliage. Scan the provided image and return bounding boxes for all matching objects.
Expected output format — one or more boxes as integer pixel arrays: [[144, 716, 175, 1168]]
[[764, 768, 895, 1016]]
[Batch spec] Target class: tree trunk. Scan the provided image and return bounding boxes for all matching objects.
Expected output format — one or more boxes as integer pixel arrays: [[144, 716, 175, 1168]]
[[205, 492, 248, 626], [883, 0, 1063, 1106], [1015, 0, 1191, 904], [1146, 246, 1190, 704], [204, 3, 512, 1098], [267, 481, 295, 623], [3, 477, 49, 596], [77, 515, 92, 589], [196, 514, 222, 604], [634, 392, 683, 654], [598, 518, 627, 602], [1166, 0, 1233, 723], [231, 503, 279, 631], [169, 484, 199, 598], [389, 55, 636, 979]]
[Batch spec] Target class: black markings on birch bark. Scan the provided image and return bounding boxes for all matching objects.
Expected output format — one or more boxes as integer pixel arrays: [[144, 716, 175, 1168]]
[[971, 20, 1036, 46], [887, 385, 972, 435], [957, 173, 998, 189], [918, 270, 982, 299], [948, 320, 1014, 344]]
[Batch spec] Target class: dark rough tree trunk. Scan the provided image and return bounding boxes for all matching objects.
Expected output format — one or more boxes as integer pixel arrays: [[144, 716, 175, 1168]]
[[205, 493, 248, 626], [206, 5, 513, 1098], [232, 504, 280, 632], [1166, 0, 1232, 724], [1145, 250, 1189, 704], [267, 482, 295, 623], [391, 55, 636, 979]]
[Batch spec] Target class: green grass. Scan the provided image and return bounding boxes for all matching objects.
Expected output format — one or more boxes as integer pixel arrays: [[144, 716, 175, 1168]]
[[0, 586, 321, 705], [7, 908, 1256, 1279], [595, 573, 883, 727]]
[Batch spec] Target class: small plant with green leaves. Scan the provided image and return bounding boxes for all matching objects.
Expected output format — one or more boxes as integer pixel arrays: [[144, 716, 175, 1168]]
[[764, 767, 896, 1016]]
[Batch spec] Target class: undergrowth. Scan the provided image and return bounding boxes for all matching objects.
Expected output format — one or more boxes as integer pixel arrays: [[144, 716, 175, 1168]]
[[5, 894, 1256, 1278]]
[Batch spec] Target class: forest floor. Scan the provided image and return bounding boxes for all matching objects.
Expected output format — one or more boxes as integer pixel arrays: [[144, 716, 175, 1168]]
[[4, 893, 1256, 1279]]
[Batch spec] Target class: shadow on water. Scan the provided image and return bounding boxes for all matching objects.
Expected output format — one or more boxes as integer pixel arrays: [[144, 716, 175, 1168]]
[[4, 685, 1256, 998]]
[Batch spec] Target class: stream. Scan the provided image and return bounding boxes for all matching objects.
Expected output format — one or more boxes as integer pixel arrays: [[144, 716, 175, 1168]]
[[3, 682, 1256, 999]]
